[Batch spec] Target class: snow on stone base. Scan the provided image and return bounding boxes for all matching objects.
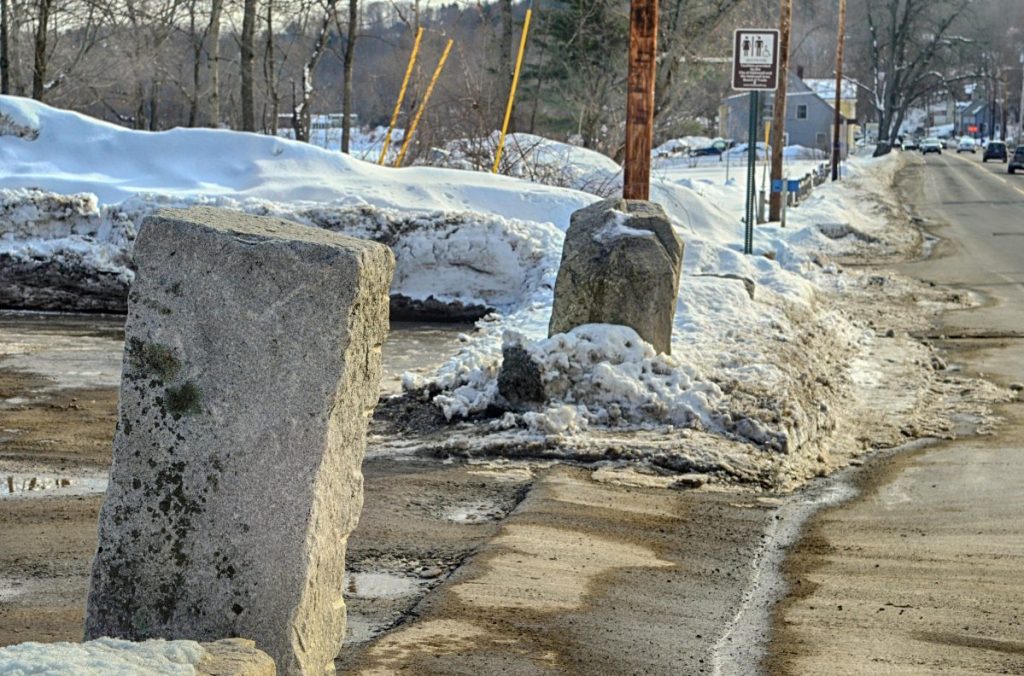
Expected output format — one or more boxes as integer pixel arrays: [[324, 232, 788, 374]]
[[0, 637, 274, 676]]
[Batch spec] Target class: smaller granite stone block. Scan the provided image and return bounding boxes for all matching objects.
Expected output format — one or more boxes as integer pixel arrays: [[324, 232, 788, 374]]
[[549, 199, 684, 354]]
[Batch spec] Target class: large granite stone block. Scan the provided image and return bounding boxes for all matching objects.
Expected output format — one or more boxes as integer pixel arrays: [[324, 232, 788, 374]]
[[549, 199, 683, 354], [85, 207, 394, 675]]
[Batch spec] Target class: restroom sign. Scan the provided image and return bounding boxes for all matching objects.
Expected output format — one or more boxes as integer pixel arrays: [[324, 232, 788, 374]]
[[732, 29, 780, 91]]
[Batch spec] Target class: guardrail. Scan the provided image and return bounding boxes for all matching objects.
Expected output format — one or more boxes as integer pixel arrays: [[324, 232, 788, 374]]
[[786, 162, 829, 206]]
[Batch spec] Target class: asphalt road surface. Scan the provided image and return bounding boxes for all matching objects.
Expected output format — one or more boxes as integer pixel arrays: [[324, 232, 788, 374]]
[[767, 150, 1024, 674]]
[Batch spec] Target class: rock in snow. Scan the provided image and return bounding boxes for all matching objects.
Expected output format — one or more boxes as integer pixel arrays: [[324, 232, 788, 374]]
[[549, 199, 684, 355]]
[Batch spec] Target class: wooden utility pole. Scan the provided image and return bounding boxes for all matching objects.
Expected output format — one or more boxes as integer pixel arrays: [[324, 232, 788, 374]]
[[768, 0, 792, 221], [623, 0, 659, 201], [831, 0, 846, 181], [1018, 49, 1024, 144]]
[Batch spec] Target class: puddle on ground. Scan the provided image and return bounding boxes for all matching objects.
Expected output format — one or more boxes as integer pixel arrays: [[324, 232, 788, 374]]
[[444, 499, 505, 524], [344, 612, 388, 645], [0, 313, 468, 397], [465, 459, 541, 483], [1, 473, 108, 499], [345, 571, 425, 599], [1, 397, 33, 408], [380, 321, 472, 395], [0, 312, 125, 391]]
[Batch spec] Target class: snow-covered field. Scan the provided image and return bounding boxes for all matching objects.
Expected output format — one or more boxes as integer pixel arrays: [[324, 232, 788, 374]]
[[0, 94, 962, 488]]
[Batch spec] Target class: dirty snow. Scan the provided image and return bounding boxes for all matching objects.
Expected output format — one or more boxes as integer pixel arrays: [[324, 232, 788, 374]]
[[0, 637, 206, 675]]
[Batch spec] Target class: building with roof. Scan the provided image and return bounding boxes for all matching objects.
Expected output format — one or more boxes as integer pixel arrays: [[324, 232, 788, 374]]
[[802, 78, 858, 122], [960, 100, 1005, 140], [718, 73, 857, 155]]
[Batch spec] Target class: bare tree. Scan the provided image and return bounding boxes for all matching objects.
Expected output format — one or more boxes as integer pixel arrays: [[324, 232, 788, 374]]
[[340, 0, 357, 151], [499, 0, 512, 106], [206, 0, 223, 126], [31, 0, 52, 99], [292, 0, 337, 141], [240, 0, 257, 130], [1, 0, 10, 93], [655, 0, 741, 129], [856, 0, 972, 154], [262, 0, 278, 133]]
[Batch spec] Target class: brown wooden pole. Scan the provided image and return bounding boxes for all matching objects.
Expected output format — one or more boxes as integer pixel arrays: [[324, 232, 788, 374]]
[[769, 0, 792, 221], [831, 0, 846, 181], [623, 0, 659, 201]]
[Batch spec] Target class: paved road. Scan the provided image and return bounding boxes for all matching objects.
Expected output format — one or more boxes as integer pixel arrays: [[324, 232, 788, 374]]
[[768, 151, 1024, 674]]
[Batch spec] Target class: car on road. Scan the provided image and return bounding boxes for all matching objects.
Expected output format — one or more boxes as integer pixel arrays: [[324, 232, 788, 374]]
[[983, 141, 1008, 163], [691, 139, 733, 157], [1009, 146, 1024, 174], [957, 137, 977, 153], [902, 138, 920, 151], [920, 138, 943, 154]]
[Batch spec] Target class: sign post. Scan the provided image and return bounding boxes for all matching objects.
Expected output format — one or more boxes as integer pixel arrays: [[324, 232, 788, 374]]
[[732, 28, 780, 254]]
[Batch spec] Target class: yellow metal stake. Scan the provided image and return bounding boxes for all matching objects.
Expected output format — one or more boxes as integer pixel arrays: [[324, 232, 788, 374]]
[[395, 38, 454, 168], [378, 26, 424, 166], [492, 8, 533, 174]]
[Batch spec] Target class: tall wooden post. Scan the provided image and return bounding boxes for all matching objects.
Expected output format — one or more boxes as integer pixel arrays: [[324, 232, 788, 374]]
[[831, 0, 846, 181], [768, 0, 792, 222], [623, 0, 659, 201], [1018, 49, 1024, 144]]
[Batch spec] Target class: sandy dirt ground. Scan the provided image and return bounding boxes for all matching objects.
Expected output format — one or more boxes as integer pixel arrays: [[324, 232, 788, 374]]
[[767, 153, 1024, 674], [0, 318, 782, 675]]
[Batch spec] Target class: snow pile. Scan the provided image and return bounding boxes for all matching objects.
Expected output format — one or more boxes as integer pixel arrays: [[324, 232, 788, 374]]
[[295, 205, 564, 309], [0, 191, 565, 314], [0, 94, 596, 312], [0, 95, 594, 222], [415, 246, 844, 454], [0, 638, 206, 675], [507, 325, 723, 430]]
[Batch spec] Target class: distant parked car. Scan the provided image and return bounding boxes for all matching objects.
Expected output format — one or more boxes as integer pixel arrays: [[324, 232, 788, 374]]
[[691, 139, 733, 157], [902, 138, 920, 151], [1009, 146, 1024, 175], [983, 141, 1008, 163], [920, 138, 943, 154], [957, 137, 977, 153]]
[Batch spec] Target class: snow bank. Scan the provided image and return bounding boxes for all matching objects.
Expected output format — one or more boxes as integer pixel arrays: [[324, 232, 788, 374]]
[[0, 190, 564, 314], [0, 95, 594, 225], [1, 96, 917, 484]]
